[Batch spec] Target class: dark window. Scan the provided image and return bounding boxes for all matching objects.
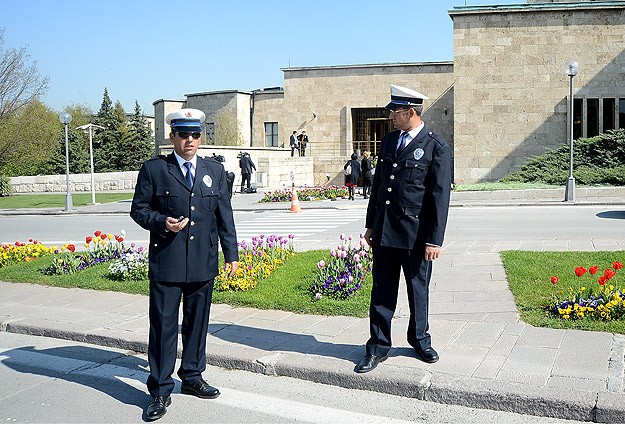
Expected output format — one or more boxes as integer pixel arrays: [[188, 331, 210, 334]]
[[603, 98, 615, 132], [573, 98, 583, 140], [205, 122, 215, 145], [264, 122, 278, 147], [620, 99, 625, 130], [587, 99, 599, 138]]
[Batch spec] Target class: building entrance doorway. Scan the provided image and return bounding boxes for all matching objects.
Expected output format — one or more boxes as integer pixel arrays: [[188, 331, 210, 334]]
[[352, 107, 392, 157]]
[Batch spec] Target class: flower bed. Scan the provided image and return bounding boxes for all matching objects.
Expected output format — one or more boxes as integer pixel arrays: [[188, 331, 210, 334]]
[[216, 234, 295, 291], [309, 233, 372, 300], [0, 239, 53, 268], [43, 230, 131, 276], [260, 186, 348, 203], [550, 261, 625, 320]]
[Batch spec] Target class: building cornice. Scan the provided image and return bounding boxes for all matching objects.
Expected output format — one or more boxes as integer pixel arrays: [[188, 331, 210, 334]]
[[449, 1, 625, 16], [281, 61, 454, 73]]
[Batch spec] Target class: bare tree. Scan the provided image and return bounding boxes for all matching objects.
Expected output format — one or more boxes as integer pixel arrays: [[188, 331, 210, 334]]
[[0, 29, 49, 120]]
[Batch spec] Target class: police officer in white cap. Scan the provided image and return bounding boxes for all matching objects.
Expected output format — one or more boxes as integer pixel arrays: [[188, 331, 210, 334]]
[[357, 85, 452, 373], [131, 108, 239, 420]]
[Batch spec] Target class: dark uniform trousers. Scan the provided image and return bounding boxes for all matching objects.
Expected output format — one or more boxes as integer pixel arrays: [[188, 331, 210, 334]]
[[147, 279, 214, 397], [364, 125, 451, 358], [367, 244, 432, 357]]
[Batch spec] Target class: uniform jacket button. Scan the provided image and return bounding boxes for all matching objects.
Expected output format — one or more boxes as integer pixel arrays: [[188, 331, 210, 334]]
[[387, 187, 392, 192], [390, 175, 395, 180], [191, 206, 195, 211], [385, 200, 390, 205], [189, 235, 195, 240], [190, 221, 195, 226]]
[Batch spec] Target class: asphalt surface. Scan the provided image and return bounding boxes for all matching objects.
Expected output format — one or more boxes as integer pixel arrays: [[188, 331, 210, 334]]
[[1, 186, 625, 423]]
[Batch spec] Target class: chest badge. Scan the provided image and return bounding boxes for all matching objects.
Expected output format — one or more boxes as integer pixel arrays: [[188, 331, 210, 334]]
[[414, 148, 424, 160], [203, 175, 213, 188]]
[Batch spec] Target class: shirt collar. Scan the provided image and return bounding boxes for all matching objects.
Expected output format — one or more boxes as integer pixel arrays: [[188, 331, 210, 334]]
[[173, 152, 197, 170], [401, 122, 425, 142]]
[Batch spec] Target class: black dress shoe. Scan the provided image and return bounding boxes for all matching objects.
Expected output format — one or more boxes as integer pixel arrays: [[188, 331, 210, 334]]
[[146, 395, 171, 421], [414, 347, 439, 363], [355, 354, 387, 373], [181, 379, 220, 399]]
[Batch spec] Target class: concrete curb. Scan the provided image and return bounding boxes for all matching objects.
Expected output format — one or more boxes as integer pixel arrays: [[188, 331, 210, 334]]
[[3, 319, 623, 423]]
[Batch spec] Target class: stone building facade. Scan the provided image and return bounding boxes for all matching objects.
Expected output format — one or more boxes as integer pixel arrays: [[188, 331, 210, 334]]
[[153, 0, 625, 185]]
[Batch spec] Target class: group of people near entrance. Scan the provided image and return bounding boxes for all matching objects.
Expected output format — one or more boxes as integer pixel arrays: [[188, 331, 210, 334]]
[[130, 83, 452, 421], [343, 150, 375, 200], [289, 130, 309, 156]]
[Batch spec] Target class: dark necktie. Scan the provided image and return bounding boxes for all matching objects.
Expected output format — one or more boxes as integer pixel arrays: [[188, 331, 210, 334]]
[[396, 132, 408, 156], [184, 162, 194, 188]]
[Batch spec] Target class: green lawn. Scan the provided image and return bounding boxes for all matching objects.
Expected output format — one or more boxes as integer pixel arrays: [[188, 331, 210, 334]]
[[3, 247, 625, 329], [500, 250, 625, 333], [0, 193, 133, 208], [0, 250, 372, 318]]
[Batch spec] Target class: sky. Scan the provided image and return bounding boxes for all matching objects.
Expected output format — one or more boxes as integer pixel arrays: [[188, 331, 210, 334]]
[[2, 0, 522, 116]]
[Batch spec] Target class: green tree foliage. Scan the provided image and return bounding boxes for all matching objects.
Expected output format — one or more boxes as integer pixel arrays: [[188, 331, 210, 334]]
[[44, 106, 90, 176], [92, 88, 122, 172], [0, 100, 58, 176], [500, 129, 625, 185], [124, 100, 154, 169], [215, 111, 244, 146], [92, 89, 153, 171]]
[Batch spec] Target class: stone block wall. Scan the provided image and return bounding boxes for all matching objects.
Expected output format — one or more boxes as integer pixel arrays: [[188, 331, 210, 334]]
[[451, 5, 625, 183], [281, 63, 455, 158], [11, 171, 139, 193]]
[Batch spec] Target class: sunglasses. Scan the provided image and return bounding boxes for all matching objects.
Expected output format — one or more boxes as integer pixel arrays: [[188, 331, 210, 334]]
[[176, 131, 202, 139]]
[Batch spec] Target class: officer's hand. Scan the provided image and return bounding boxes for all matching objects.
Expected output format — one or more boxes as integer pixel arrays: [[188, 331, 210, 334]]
[[364, 228, 373, 247], [424, 245, 441, 261], [165, 216, 189, 233], [225, 261, 238, 277]]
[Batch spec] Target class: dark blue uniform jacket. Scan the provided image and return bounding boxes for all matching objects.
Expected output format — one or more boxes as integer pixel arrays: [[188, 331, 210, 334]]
[[365, 126, 451, 250], [130, 153, 239, 283]]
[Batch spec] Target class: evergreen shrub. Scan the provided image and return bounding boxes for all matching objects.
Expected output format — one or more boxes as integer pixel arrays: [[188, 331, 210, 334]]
[[500, 129, 625, 185]]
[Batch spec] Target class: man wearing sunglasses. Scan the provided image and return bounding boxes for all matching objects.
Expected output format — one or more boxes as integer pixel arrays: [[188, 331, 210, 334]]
[[357, 84, 451, 373], [131, 108, 239, 421]]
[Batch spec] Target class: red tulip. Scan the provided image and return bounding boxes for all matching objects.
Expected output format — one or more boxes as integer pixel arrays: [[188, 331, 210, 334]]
[[86, 236, 93, 244], [100, 233, 107, 239], [598, 276, 607, 286], [604, 269, 616, 280], [94, 231, 101, 237], [613, 261, 623, 270], [67, 244, 75, 252], [574, 266, 587, 277], [551, 276, 559, 284], [589, 266, 599, 275]]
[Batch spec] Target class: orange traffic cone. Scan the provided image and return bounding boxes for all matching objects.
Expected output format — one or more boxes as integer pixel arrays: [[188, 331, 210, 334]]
[[289, 186, 302, 213]]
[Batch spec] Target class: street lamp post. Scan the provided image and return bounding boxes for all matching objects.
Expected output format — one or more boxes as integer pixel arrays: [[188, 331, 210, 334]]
[[59, 112, 73, 211], [564, 60, 580, 202], [76, 124, 105, 205]]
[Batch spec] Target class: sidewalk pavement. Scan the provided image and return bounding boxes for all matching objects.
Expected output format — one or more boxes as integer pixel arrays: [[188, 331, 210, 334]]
[[1, 187, 625, 422]]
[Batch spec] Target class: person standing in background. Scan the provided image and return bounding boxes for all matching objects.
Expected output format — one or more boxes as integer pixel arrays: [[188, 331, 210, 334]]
[[361, 150, 374, 199], [238, 152, 256, 193], [344, 152, 361, 201], [290, 131, 299, 157], [298, 131, 309, 157]]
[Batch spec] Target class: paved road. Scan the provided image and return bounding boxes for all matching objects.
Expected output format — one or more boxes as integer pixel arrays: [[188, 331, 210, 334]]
[[1, 205, 623, 252]]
